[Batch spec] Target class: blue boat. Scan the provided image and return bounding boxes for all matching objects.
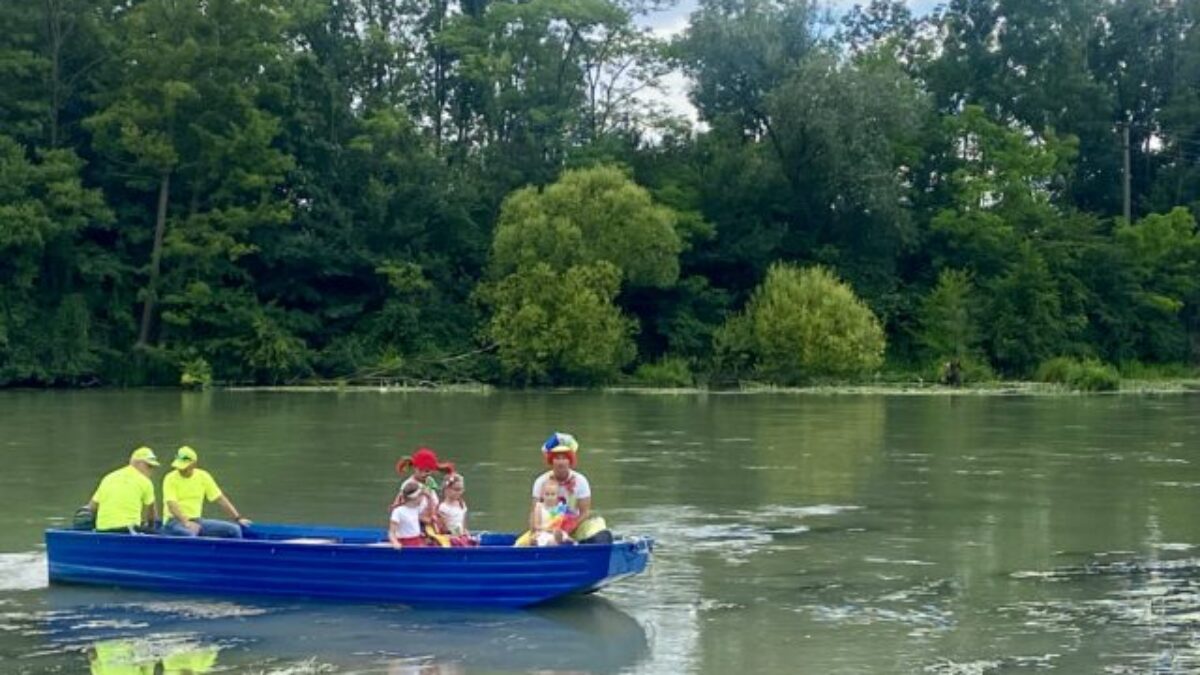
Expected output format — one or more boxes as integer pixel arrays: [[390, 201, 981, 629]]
[[45, 524, 654, 608]]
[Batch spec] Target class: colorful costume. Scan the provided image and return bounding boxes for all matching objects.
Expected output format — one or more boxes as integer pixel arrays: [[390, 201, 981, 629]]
[[516, 431, 608, 546]]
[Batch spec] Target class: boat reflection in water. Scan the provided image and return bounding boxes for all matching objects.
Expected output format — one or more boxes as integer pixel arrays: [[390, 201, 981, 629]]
[[41, 586, 649, 673]]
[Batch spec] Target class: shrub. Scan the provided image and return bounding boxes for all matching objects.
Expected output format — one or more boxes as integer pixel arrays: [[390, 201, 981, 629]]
[[633, 356, 694, 387], [925, 355, 997, 386], [714, 263, 886, 384], [179, 356, 213, 389], [1036, 356, 1120, 391], [1034, 356, 1077, 384], [1069, 360, 1121, 391], [1117, 361, 1199, 380], [478, 262, 636, 385]]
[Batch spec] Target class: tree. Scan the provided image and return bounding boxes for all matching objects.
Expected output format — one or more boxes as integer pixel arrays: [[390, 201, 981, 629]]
[[677, 0, 820, 139], [1112, 207, 1200, 361], [489, 165, 682, 288], [479, 261, 635, 384], [764, 52, 929, 300], [715, 263, 885, 383], [0, 135, 113, 383], [917, 268, 979, 364], [85, 0, 295, 375], [984, 243, 1070, 375]]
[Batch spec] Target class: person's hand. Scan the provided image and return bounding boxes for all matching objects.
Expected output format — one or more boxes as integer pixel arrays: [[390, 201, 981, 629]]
[[185, 520, 201, 535], [236, 517, 252, 527]]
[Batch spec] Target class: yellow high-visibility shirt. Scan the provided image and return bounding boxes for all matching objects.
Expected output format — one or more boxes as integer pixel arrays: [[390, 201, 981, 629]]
[[90, 466, 155, 531], [162, 469, 223, 521]]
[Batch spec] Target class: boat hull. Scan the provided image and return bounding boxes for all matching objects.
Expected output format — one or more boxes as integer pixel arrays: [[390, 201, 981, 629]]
[[44, 524, 653, 608]]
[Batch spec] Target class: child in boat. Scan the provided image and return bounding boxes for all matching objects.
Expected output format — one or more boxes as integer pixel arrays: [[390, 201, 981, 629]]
[[532, 479, 576, 547], [395, 447, 455, 528], [437, 473, 476, 546], [437, 473, 469, 536], [388, 482, 424, 549]]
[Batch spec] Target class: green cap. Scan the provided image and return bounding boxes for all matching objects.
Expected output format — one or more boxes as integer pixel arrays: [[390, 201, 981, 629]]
[[130, 446, 160, 467], [172, 446, 198, 470]]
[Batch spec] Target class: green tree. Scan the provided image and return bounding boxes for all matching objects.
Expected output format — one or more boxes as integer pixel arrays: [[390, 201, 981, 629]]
[[479, 261, 635, 384], [983, 243, 1070, 375], [927, 106, 1085, 373], [1112, 207, 1200, 361], [715, 263, 885, 383], [764, 52, 929, 299], [489, 165, 682, 287], [917, 268, 979, 363], [85, 0, 295, 380], [0, 135, 114, 384], [678, 0, 819, 138]]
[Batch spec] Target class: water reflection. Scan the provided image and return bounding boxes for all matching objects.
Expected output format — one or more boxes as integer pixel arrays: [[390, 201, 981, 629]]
[[26, 587, 649, 673], [88, 637, 218, 675], [5, 392, 1200, 673]]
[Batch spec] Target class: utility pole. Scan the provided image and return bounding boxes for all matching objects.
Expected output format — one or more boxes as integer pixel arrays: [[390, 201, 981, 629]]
[[1122, 120, 1132, 223]]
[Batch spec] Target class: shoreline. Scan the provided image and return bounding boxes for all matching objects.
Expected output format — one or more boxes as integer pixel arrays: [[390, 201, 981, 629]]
[[211, 380, 1200, 396]]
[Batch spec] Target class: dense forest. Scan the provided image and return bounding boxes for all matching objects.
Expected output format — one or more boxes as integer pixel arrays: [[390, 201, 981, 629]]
[[2, 0, 1200, 387]]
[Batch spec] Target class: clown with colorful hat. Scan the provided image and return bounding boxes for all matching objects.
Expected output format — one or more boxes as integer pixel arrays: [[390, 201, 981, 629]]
[[516, 431, 610, 546]]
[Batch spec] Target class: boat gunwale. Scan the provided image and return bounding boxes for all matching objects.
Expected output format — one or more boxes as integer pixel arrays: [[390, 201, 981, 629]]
[[44, 527, 654, 558]]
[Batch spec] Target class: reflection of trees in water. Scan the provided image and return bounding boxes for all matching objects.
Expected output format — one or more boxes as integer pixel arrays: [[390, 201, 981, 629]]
[[880, 397, 1197, 584], [749, 396, 887, 503], [554, 394, 889, 507]]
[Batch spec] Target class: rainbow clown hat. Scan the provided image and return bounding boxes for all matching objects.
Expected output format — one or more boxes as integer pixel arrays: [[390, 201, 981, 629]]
[[541, 432, 579, 467]]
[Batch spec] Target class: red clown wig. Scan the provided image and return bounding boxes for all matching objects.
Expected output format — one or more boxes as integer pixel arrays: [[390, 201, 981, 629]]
[[396, 447, 456, 477], [541, 432, 579, 468]]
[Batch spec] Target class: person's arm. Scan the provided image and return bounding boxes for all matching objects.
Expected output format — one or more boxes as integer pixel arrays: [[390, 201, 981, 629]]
[[529, 500, 541, 531], [167, 500, 201, 534], [87, 500, 98, 513], [419, 493, 436, 525], [435, 505, 450, 534], [216, 495, 250, 526], [142, 480, 158, 528], [574, 497, 591, 522], [163, 476, 196, 533]]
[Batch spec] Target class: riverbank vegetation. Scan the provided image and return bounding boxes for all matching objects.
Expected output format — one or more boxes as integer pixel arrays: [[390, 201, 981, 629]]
[[3, 0, 1200, 390]]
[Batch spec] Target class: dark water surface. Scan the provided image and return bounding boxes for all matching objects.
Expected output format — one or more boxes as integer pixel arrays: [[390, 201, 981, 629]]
[[1, 390, 1198, 673]]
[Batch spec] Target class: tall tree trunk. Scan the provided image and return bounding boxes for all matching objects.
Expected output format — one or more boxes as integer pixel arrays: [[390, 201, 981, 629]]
[[433, 0, 447, 157], [137, 172, 170, 347]]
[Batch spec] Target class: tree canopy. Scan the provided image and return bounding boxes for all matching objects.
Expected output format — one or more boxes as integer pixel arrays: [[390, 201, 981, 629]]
[[3, 0, 1200, 387]]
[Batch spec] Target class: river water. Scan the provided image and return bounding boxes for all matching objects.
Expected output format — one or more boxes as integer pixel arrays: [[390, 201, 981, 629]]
[[0, 390, 1198, 673]]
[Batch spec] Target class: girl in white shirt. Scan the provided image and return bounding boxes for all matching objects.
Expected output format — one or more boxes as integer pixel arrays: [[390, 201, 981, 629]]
[[388, 482, 425, 548], [437, 473, 470, 537]]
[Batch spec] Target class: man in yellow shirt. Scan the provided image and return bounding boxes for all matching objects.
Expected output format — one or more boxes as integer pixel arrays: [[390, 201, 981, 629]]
[[88, 447, 160, 533], [162, 446, 250, 538]]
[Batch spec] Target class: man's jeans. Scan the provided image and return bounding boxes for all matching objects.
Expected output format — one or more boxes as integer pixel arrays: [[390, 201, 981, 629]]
[[163, 518, 243, 539]]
